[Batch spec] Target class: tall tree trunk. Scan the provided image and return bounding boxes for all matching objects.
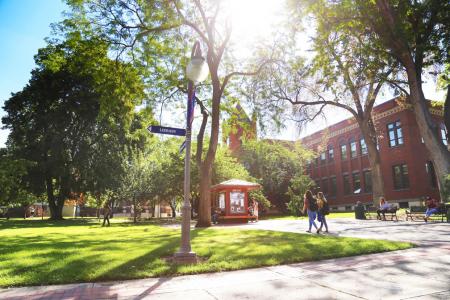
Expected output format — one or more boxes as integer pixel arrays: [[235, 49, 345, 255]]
[[360, 120, 385, 206], [133, 194, 137, 223], [46, 176, 63, 220], [170, 198, 177, 218], [375, 0, 450, 202], [197, 164, 213, 227], [196, 76, 222, 227], [444, 85, 450, 149], [405, 63, 450, 202]]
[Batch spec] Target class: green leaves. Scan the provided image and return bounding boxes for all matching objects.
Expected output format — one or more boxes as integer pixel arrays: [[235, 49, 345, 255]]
[[2, 34, 148, 217], [240, 140, 313, 212]]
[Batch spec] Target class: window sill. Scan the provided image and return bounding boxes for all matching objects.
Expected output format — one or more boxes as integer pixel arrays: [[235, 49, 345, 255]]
[[389, 143, 404, 149], [393, 188, 410, 191]]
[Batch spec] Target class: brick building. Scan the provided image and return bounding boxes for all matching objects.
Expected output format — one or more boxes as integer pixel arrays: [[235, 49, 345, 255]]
[[301, 98, 447, 210], [223, 104, 257, 153], [225, 98, 447, 211]]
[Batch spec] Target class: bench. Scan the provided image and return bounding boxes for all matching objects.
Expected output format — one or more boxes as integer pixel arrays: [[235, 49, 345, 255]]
[[218, 215, 258, 223], [405, 205, 447, 222], [365, 206, 398, 221]]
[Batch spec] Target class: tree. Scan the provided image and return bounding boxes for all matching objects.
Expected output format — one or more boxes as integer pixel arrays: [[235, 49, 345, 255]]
[[0, 149, 37, 208], [147, 138, 185, 219], [2, 35, 145, 219], [286, 175, 315, 216], [341, 0, 450, 199], [116, 151, 154, 222], [370, 0, 450, 200], [239, 140, 313, 212], [66, 0, 275, 227], [437, 64, 450, 146], [255, 0, 402, 205]]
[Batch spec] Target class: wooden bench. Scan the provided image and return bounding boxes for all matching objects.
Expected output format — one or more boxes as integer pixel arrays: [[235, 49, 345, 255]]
[[405, 205, 447, 222], [365, 206, 398, 221], [218, 215, 258, 223]]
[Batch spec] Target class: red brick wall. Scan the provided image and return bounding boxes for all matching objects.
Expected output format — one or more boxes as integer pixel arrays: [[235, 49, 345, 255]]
[[302, 98, 444, 207]]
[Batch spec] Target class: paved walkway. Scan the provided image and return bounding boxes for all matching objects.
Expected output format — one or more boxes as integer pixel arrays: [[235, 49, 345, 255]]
[[1, 219, 449, 300]]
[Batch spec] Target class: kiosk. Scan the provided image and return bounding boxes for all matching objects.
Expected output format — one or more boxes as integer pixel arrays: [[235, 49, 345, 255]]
[[210, 179, 261, 223]]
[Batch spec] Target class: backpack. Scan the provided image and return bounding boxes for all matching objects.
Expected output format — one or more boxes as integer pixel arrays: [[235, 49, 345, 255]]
[[323, 201, 330, 215], [309, 197, 318, 211]]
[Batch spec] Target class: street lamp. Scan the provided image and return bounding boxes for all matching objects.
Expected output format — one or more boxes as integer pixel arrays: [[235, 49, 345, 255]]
[[174, 41, 209, 264]]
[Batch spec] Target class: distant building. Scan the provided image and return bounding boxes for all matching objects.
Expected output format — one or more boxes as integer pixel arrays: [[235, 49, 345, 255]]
[[223, 104, 257, 154], [227, 98, 447, 211]]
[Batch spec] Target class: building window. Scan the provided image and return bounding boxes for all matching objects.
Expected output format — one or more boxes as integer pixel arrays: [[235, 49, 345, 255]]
[[440, 124, 448, 146], [393, 164, 410, 190], [352, 173, 361, 194], [320, 152, 326, 164], [314, 157, 319, 168], [360, 138, 368, 155], [350, 139, 357, 158], [387, 121, 404, 147], [329, 177, 337, 196], [340, 144, 347, 160], [328, 146, 334, 162], [363, 170, 372, 193], [343, 174, 351, 195], [321, 178, 328, 195], [218, 193, 226, 210], [425, 161, 437, 188]]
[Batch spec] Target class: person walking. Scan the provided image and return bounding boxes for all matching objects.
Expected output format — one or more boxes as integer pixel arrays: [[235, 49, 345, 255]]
[[102, 202, 111, 227], [316, 192, 329, 233], [302, 190, 318, 233]]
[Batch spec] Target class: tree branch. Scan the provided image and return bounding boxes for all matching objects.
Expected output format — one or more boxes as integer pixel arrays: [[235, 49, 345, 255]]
[[221, 59, 278, 93]]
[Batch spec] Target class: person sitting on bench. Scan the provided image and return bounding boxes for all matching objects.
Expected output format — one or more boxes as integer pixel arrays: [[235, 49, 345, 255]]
[[211, 207, 220, 225], [424, 196, 439, 222], [377, 197, 390, 220]]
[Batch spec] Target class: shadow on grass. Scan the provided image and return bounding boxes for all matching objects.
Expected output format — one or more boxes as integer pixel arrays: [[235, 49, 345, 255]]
[[0, 217, 183, 230], [0, 218, 101, 229], [0, 221, 412, 288]]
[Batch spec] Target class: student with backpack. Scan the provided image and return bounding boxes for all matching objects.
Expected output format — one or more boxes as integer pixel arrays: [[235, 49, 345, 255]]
[[316, 192, 329, 233], [302, 190, 318, 233]]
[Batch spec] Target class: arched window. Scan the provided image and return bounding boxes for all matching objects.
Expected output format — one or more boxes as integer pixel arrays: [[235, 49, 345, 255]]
[[328, 145, 334, 162], [349, 138, 357, 158], [339, 140, 347, 160], [360, 138, 368, 155]]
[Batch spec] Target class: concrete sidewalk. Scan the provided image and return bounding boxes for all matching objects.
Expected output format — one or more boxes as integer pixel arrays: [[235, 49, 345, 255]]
[[1, 219, 449, 300]]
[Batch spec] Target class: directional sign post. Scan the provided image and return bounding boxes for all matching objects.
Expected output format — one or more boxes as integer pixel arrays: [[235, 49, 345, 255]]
[[147, 125, 186, 137]]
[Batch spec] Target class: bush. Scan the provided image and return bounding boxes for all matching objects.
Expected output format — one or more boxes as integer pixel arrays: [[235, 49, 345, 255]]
[[286, 175, 315, 216]]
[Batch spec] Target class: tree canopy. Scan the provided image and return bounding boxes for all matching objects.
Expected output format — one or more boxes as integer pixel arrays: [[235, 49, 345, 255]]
[[240, 140, 313, 212], [2, 34, 148, 219]]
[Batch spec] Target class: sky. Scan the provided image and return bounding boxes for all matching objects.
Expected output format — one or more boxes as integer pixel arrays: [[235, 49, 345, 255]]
[[0, 0, 446, 147], [0, 0, 68, 147]]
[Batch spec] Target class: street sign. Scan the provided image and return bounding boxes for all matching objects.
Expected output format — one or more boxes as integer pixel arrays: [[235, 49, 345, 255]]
[[147, 125, 186, 136]]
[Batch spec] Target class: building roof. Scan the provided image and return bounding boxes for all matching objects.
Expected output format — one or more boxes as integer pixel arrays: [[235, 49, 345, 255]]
[[300, 97, 443, 148], [211, 179, 261, 192]]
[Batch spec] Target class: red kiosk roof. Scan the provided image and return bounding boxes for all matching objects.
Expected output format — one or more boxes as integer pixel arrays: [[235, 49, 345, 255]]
[[210, 179, 261, 192]]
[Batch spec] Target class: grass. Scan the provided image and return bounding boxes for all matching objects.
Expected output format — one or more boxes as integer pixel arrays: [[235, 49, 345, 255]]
[[0, 218, 412, 288], [262, 211, 355, 220]]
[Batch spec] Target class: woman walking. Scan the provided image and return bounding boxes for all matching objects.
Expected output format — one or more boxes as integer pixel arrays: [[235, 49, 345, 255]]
[[302, 190, 318, 233], [316, 192, 329, 233]]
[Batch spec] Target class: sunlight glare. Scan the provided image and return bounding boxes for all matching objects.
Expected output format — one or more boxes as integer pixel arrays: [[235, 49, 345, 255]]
[[226, 0, 285, 56]]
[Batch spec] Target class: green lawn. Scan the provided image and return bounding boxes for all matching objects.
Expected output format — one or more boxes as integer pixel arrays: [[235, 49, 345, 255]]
[[0, 219, 412, 287], [262, 211, 355, 220]]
